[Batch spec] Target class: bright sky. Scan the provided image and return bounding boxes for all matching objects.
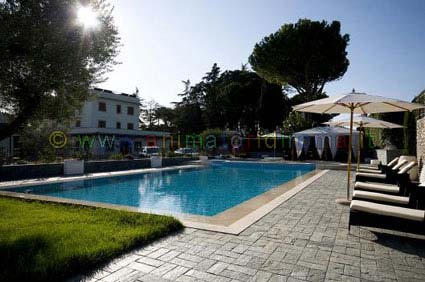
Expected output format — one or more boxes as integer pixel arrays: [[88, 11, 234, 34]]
[[99, 0, 425, 106]]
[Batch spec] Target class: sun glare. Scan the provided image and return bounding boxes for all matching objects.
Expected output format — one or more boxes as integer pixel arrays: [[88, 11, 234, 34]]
[[76, 5, 99, 29]]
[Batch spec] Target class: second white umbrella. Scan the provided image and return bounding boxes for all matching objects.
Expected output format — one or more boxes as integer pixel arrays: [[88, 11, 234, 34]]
[[324, 115, 403, 170], [293, 90, 424, 204]]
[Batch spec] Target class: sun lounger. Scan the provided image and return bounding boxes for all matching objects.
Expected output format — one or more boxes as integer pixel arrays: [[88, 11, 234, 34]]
[[357, 168, 382, 173], [354, 161, 417, 195], [386, 157, 400, 167], [358, 159, 384, 172], [355, 159, 410, 183], [349, 200, 425, 234], [357, 157, 403, 178], [353, 162, 423, 210], [350, 200, 423, 221], [352, 190, 410, 206], [354, 181, 400, 193]]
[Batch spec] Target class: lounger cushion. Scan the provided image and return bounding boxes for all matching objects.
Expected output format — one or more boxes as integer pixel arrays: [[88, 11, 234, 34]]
[[358, 166, 380, 171], [370, 160, 381, 166], [355, 172, 386, 179], [358, 168, 382, 174], [353, 190, 409, 205], [399, 156, 417, 162], [398, 161, 419, 181], [398, 161, 416, 174], [387, 157, 399, 167], [354, 181, 399, 193], [350, 200, 424, 222], [392, 160, 408, 170]]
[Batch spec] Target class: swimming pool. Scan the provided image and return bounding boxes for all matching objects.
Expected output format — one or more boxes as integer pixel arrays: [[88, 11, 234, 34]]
[[5, 161, 315, 216]]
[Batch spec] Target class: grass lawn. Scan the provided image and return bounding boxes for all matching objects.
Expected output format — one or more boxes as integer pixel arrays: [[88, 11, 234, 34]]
[[0, 196, 183, 282]]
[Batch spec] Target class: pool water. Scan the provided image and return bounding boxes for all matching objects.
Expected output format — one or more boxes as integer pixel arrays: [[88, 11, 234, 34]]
[[6, 161, 315, 216]]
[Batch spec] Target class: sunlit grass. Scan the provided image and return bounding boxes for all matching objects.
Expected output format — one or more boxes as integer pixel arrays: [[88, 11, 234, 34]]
[[0, 196, 183, 281]]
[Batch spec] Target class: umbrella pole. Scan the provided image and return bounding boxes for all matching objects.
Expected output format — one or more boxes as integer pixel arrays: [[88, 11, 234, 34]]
[[346, 108, 354, 201], [356, 126, 362, 171]]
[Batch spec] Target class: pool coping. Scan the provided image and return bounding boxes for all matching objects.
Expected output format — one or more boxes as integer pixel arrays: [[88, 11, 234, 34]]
[[0, 164, 203, 189], [0, 164, 329, 235]]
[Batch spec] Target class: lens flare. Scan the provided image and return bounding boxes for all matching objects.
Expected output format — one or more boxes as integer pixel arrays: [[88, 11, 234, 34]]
[[76, 5, 99, 29]]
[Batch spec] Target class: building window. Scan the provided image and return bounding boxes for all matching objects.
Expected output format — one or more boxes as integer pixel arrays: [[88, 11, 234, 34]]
[[98, 102, 106, 112], [116, 105, 121, 114], [116, 122, 121, 129], [75, 120, 81, 127], [12, 136, 21, 156], [127, 123, 134, 130], [98, 120, 106, 128], [127, 106, 134, 115]]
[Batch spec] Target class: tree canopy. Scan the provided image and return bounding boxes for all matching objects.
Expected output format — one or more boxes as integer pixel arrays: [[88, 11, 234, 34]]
[[216, 69, 288, 132], [151, 64, 290, 134], [249, 19, 350, 102], [0, 0, 120, 141]]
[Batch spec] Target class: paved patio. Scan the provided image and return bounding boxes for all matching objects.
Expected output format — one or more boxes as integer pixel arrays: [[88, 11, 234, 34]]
[[79, 170, 425, 282]]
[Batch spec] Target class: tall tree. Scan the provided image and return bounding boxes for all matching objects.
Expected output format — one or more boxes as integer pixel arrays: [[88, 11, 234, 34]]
[[202, 63, 221, 128], [249, 19, 349, 102], [176, 79, 192, 105], [0, 0, 120, 141], [173, 104, 205, 134], [216, 70, 289, 133], [154, 106, 175, 129], [257, 81, 289, 131], [172, 67, 290, 134], [141, 99, 160, 129], [175, 79, 204, 107], [172, 81, 205, 133]]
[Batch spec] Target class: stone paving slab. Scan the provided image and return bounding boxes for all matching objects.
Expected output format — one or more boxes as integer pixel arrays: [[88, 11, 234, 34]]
[[77, 171, 425, 282]]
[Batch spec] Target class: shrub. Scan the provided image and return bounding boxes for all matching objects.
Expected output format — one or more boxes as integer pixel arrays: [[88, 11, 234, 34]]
[[109, 153, 124, 160]]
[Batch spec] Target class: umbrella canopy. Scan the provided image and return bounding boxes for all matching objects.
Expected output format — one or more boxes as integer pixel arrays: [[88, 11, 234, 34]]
[[324, 115, 403, 170], [260, 132, 290, 158], [260, 132, 289, 138], [293, 91, 425, 204], [293, 92, 424, 114], [324, 115, 404, 129]]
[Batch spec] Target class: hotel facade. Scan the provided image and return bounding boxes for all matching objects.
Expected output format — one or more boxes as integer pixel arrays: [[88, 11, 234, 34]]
[[69, 88, 170, 157]]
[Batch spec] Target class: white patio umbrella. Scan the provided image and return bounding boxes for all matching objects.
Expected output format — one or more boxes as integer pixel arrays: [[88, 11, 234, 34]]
[[293, 91, 425, 204], [324, 115, 403, 170], [260, 132, 290, 157]]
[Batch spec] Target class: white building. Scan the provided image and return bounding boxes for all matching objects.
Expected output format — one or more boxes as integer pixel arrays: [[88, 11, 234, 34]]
[[69, 88, 170, 157], [0, 113, 20, 160]]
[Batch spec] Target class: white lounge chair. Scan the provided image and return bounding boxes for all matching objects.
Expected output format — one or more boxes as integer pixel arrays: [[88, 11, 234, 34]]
[[354, 182, 400, 194], [352, 190, 409, 205], [355, 157, 414, 183], [349, 200, 425, 234], [358, 157, 397, 172], [357, 168, 382, 173], [354, 161, 418, 195]]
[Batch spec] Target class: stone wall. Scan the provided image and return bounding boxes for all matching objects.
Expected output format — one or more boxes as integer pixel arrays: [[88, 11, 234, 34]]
[[417, 117, 425, 169], [162, 157, 197, 167], [84, 159, 151, 174], [0, 163, 64, 181], [0, 157, 198, 181]]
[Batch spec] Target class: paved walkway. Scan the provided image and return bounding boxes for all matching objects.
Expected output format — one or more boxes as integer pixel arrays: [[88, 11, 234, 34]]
[[80, 171, 425, 282]]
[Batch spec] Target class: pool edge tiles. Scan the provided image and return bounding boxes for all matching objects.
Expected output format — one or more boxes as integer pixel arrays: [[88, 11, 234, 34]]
[[0, 165, 328, 234], [179, 169, 328, 234], [0, 164, 203, 190]]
